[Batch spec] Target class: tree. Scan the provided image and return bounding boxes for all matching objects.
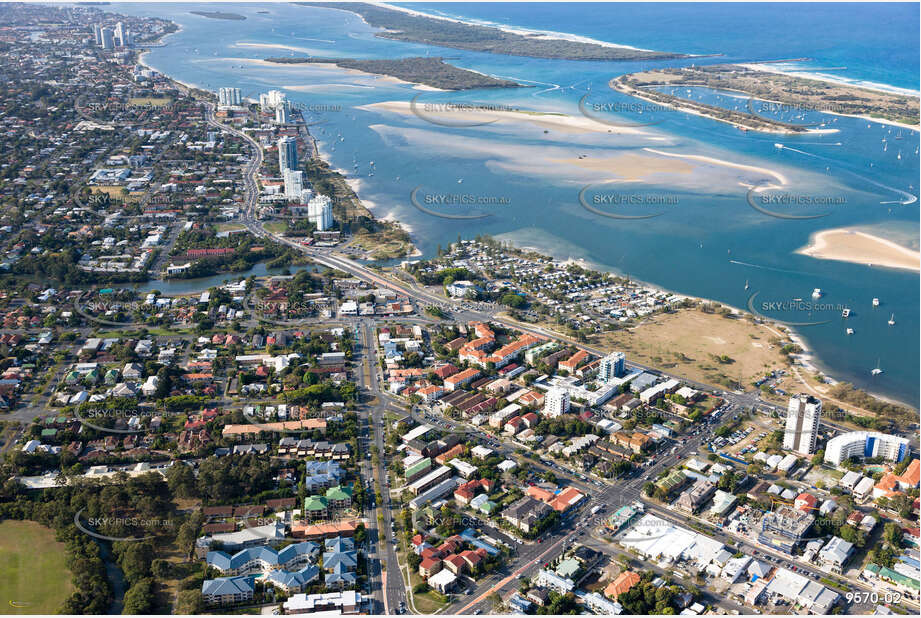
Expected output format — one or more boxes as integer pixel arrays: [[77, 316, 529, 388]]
[[643, 482, 656, 497], [115, 541, 155, 586], [122, 578, 156, 614], [151, 558, 172, 579], [175, 589, 203, 614], [883, 522, 902, 547], [166, 463, 197, 498]]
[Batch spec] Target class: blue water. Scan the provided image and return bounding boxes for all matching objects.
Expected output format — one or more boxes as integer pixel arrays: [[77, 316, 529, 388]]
[[110, 3, 919, 407], [401, 2, 920, 92]]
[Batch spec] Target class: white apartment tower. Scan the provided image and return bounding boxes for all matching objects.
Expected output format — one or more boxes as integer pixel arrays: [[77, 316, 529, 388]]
[[783, 394, 822, 456], [278, 137, 298, 175], [598, 351, 626, 383], [275, 105, 289, 124], [100, 27, 114, 50], [260, 90, 287, 112], [543, 387, 570, 418], [93, 23, 102, 46], [284, 170, 305, 199], [218, 87, 242, 107], [114, 22, 128, 47], [308, 195, 334, 232]]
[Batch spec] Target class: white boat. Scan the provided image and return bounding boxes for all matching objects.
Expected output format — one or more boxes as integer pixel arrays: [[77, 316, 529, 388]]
[[774, 143, 784, 149], [888, 313, 895, 326], [812, 288, 822, 298], [871, 360, 883, 376], [872, 298, 879, 307], [744, 280, 750, 290], [842, 308, 850, 318], [846, 328, 854, 335]]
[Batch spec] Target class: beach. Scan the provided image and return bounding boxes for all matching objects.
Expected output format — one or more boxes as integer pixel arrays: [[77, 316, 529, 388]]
[[797, 228, 921, 271], [551, 152, 695, 179], [643, 148, 789, 187], [361, 100, 651, 135], [374, 1, 658, 52]]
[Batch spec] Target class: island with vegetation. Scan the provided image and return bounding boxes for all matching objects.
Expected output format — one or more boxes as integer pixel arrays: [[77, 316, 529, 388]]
[[189, 10, 246, 21], [265, 56, 523, 91], [612, 64, 920, 131], [297, 2, 687, 61]]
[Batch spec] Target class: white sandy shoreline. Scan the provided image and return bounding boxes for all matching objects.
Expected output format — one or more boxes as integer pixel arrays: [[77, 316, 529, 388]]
[[374, 2, 664, 53], [797, 228, 920, 272]]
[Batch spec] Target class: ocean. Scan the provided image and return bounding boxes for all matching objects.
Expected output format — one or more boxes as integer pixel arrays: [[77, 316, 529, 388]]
[[109, 2, 920, 406]]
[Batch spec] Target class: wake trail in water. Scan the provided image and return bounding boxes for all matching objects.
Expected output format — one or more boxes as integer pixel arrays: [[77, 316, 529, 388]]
[[729, 259, 819, 277], [776, 144, 820, 157], [778, 144, 916, 205]]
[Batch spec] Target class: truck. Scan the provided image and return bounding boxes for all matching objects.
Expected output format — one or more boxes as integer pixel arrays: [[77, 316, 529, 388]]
[[590, 505, 602, 515]]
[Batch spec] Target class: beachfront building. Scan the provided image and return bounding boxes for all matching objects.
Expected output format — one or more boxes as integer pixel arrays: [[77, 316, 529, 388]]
[[278, 136, 298, 174], [824, 431, 911, 466], [783, 395, 822, 456]]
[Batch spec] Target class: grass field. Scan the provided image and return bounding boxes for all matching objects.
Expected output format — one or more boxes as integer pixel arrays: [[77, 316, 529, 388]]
[[0, 520, 73, 614], [261, 221, 288, 234], [128, 96, 173, 107], [216, 222, 248, 233], [587, 309, 788, 390]]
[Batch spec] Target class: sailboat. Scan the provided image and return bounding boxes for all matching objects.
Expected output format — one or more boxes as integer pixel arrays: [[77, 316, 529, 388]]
[[871, 359, 883, 376], [744, 280, 750, 290], [888, 313, 895, 326]]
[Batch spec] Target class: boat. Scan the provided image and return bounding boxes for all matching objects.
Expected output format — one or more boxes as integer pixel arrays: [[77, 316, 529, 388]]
[[812, 288, 822, 299], [841, 308, 850, 318], [774, 143, 784, 149], [744, 280, 749, 290], [872, 297, 879, 307], [871, 360, 883, 376], [846, 328, 854, 335], [888, 313, 895, 326]]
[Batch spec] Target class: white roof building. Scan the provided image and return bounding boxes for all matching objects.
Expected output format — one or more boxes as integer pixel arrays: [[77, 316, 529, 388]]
[[448, 459, 478, 479], [428, 568, 458, 593], [471, 445, 494, 459]]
